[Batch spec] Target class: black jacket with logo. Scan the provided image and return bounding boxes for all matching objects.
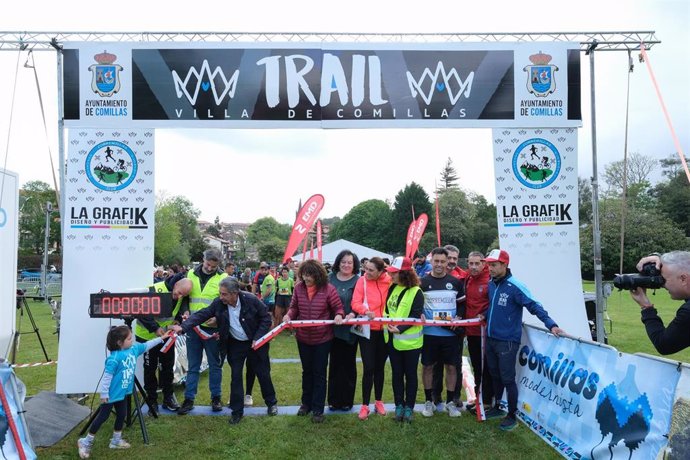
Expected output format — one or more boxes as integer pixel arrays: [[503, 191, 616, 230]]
[[180, 291, 271, 343]]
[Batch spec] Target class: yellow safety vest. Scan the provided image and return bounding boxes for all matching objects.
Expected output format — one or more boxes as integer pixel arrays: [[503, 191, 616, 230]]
[[383, 285, 423, 351], [188, 269, 227, 327], [134, 281, 183, 340]]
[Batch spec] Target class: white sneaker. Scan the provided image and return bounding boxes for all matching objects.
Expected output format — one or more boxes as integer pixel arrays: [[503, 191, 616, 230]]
[[77, 438, 92, 459], [422, 400, 435, 417], [445, 401, 462, 418], [109, 438, 131, 449], [244, 394, 254, 407]]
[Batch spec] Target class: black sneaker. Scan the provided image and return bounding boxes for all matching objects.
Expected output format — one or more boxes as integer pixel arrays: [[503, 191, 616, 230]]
[[484, 406, 505, 419], [311, 413, 325, 423], [403, 407, 413, 423], [228, 413, 243, 425], [146, 402, 159, 417], [394, 404, 404, 422], [297, 405, 310, 416], [211, 396, 223, 412], [499, 415, 518, 431], [162, 395, 180, 411], [267, 404, 278, 416], [177, 398, 194, 415]]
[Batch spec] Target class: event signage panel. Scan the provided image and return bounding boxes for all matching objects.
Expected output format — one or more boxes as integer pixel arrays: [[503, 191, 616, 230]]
[[63, 42, 581, 128], [517, 326, 678, 459], [492, 128, 589, 339], [668, 365, 690, 457], [57, 128, 155, 394], [0, 169, 18, 360], [0, 366, 37, 459]]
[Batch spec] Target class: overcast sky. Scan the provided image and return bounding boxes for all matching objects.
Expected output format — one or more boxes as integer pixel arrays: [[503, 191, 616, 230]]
[[0, 0, 687, 225]]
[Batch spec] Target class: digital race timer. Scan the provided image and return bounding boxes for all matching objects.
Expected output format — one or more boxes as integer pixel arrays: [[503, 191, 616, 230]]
[[89, 292, 174, 318]]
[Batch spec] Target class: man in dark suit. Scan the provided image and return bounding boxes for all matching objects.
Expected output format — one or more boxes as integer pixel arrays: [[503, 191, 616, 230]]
[[171, 278, 278, 424]]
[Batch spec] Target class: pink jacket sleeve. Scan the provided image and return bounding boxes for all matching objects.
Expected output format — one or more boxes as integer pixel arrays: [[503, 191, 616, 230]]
[[351, 277, 367, 315]]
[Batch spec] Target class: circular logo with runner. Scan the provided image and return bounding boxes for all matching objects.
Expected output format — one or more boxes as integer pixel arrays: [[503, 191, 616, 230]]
[[511, 138, 561, 189], [446, 283, 453, 290], [85, 141, 137, 191]]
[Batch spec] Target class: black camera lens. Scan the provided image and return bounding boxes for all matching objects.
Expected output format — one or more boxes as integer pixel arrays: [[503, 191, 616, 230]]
[[612, 262, 665, 290]]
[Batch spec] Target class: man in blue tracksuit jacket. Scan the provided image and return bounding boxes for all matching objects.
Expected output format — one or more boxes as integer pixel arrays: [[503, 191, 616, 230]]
[[479, 249, 564, 432]]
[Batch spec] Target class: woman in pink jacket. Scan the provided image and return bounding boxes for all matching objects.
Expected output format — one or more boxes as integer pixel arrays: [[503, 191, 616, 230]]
[[283, 260, 344, 423], [351, 257, 392, 420]]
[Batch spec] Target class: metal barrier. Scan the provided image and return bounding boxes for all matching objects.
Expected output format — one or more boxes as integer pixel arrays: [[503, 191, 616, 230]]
[[16, 278, 62, 298], [45, 283, 62, 297]]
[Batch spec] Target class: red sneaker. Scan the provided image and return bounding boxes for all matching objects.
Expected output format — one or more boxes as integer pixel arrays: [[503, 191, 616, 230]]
[[358, 404, 370, 420], [374, 400, 387, 416]]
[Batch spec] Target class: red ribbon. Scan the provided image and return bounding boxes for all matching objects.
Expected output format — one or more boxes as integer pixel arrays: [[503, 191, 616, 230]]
[[253, 317, 483, 350], [193, 326, 219, 341], [161, 335, 176, 353]]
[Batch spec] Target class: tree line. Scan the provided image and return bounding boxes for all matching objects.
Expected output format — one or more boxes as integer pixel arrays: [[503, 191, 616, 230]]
[[18, 153, 690, 277], [327, 166, 498, 256], [579, 152, 690, 278]]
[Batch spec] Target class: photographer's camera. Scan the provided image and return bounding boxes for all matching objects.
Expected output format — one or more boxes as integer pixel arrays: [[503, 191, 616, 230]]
[[613, 262, 666, 290]]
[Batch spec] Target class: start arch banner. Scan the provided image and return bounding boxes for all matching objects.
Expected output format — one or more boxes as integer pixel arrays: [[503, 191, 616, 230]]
[[62, 41, 581, 129]]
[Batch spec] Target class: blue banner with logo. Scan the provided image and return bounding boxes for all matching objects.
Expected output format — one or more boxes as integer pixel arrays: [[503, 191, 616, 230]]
[[63, 42, 581, 128], [517, 326, 677, 459], [0, 366, 37, 459], [667, 365, 690, 458]]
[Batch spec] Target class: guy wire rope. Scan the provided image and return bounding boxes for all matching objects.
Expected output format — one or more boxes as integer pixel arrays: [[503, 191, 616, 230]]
[[618, 50, 633, 276], [25, 49, 61, 211], [0, 46, 24, 214]]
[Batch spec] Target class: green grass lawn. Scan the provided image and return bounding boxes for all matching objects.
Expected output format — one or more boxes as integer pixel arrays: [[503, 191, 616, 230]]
[[12, 287, 688, 459]]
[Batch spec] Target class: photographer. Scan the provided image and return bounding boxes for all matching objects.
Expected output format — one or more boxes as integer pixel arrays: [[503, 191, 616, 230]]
[[630, 251, 690, 355]]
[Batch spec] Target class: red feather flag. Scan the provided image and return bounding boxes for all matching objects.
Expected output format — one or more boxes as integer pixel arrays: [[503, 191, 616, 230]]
[[409, 213, 428, 259], [405, 218, 417, 259], [283, 194, 325, 264]]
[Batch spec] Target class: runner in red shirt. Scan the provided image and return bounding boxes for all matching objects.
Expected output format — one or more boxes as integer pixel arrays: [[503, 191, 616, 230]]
[[464, 251, 494, 414]]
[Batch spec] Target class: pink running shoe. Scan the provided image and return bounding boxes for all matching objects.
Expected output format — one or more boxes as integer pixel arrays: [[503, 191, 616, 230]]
[[374, 400, 387, 416], [358, 404, 370, 420]]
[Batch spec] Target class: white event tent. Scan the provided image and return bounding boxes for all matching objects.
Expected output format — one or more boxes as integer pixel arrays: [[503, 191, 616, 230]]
[[291, 239, 393, 265]]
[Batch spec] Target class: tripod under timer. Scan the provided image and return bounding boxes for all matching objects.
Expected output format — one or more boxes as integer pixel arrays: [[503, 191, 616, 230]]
[[10, 289, 50, 364]]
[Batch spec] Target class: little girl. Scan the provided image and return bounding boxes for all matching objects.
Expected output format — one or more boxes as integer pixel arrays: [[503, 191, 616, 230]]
[[78, 325, 169, 459]]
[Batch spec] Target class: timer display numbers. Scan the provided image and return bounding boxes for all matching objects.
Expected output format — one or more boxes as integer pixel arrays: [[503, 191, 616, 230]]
[[89, 292, 173, 318]]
